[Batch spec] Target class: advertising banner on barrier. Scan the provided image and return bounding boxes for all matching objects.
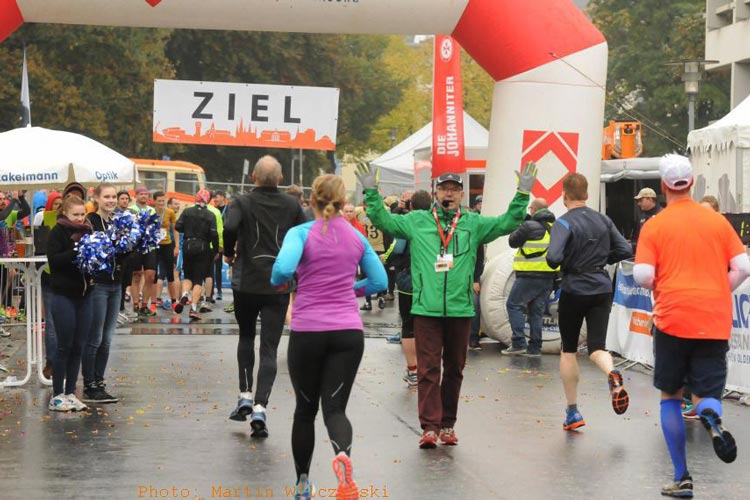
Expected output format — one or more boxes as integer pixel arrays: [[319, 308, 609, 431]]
[[153, 79, 339, 150], [606, 260, 654, 366], [607, 261, 750, 393], [728, 280, 750, 392], [431, 36, 465, 178]]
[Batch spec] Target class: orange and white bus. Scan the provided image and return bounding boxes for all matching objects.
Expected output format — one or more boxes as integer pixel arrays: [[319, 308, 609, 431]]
[[122, 158, 207, 214]]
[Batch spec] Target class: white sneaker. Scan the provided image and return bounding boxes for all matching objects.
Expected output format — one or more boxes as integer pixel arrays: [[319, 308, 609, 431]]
[[66, 394, 88, 411], [49, 394, 74, 412]]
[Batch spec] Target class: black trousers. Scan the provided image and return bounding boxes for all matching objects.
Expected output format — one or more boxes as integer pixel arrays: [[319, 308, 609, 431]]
[[233, 291, 290, 405]]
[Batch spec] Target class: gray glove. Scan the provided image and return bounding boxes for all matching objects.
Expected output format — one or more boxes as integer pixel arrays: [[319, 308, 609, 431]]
[[516, 161, 538, 194], [355, 162, 378, 190]]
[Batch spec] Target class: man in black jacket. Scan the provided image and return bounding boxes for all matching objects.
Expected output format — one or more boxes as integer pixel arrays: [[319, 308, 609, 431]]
[[175, 189, 218, 321], [223, 155, 307, 438], [503, 198, 558, 357]]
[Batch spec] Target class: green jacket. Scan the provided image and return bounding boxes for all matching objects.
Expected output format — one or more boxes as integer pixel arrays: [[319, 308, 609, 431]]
[[364, 188, 528, 317]]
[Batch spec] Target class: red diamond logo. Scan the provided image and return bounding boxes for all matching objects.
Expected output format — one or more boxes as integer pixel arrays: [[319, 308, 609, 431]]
[[145, 0, 162, 6], [521, 130, 579, 204]]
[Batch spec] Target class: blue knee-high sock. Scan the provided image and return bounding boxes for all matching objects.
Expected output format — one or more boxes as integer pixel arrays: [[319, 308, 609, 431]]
[[661, 399, 688, 481], [696, 397, 722, 418]]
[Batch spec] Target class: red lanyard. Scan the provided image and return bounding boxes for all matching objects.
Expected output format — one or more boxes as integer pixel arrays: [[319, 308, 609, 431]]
[[432, 205, 461, 255]]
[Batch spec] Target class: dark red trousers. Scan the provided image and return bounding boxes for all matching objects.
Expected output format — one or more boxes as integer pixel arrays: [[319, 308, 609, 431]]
[[413, 315, 471, 432]]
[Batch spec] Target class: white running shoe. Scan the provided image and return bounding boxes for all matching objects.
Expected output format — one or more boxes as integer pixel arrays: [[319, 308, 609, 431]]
[[49, 394, 74, 412], [66, 394, 88, 412]]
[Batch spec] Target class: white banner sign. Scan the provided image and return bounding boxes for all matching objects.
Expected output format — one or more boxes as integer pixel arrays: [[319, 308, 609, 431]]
[[153, 79, 339, 150], [606, 261, 750, 394]]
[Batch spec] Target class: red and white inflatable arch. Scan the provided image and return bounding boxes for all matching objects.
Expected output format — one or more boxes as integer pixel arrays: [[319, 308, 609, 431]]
[[1, 0, 607, 258]]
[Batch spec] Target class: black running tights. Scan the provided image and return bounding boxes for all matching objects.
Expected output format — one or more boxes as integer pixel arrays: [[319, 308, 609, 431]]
[[288, 329, 364, 479], [234, 291, 290, 405]]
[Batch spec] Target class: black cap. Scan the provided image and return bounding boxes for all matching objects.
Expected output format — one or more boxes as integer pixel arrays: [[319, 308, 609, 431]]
[[435, 173, 463, 187]]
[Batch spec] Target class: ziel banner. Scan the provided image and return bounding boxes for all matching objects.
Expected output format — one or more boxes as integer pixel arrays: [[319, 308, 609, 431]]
[[153, 80, 339, 150]]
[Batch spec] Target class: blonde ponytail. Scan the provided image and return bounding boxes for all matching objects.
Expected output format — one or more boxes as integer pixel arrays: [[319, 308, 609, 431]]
[[311, 174, 346, 236]]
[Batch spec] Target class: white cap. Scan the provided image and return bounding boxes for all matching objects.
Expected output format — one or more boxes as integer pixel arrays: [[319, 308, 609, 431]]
[[659, 154, 693, 190]]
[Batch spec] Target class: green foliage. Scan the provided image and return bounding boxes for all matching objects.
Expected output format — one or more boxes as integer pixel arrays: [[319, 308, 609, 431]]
[[0, 24, 174, 156], [587, 0, 730, 155], [370, 37, 493, 153]]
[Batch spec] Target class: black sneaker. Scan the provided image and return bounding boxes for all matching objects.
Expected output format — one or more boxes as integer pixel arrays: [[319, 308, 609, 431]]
[[81, 386, 118, 404], [700, 408, 737, 463], [360, 302, 372, 311], [81, 386, 104, 403], [189, 310, 202, 322], [207, 296, 216, 304], [174, 295, 189, 314], [378, 296, 386, 309], [96, 383, 119, 403], [661, 474, 693, 498], [469, 339, 483, 351]]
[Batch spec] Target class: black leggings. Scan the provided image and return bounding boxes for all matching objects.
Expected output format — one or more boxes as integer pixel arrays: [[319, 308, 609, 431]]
[[558, 291, 612, 354], [288, 329, 364, 480], [234, 291, 290, 405]]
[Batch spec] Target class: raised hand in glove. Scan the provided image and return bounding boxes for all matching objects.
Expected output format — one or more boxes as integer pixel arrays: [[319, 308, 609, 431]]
[[516, 161, 538, 194], [355, 162, 379, 191]]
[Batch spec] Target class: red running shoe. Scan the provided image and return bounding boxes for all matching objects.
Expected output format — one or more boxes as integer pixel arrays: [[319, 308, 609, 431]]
[[419, 430, 438, 449], [331, 452, 358, 500], [439, 428, 458, 446], [608, 370, 629, 415]]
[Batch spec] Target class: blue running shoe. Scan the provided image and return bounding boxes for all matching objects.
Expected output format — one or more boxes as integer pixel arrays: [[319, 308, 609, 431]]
[[293, 474, 315, 500], [229, 397, 253, 422], [162, 300, 172, 310], [563, 407, 586, 431], [250, 404, 268, 438], [386, 335, 401, 344], [699, 408, 737, 463]]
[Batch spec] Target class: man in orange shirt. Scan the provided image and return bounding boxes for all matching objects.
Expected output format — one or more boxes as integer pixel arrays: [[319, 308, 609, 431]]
[[634, 154, 750, 498]]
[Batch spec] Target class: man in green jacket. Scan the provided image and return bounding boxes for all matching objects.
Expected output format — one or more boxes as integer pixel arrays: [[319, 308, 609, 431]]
[[358, 163, 538, 448]]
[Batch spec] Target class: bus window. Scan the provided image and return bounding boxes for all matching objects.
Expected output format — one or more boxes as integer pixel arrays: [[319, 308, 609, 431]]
[[141, 170, 168, 192], [175, 172, 201, 195]]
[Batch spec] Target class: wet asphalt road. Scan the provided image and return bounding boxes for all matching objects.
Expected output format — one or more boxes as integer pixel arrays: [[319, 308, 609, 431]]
[[1, 293, 749, 500]]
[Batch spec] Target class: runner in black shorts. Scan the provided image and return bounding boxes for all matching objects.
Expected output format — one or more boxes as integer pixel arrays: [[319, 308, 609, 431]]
[[546, 173, 633, 431]]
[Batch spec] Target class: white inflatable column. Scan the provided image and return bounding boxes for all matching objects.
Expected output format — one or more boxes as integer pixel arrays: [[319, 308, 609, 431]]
[[483, 45, 608, 258]]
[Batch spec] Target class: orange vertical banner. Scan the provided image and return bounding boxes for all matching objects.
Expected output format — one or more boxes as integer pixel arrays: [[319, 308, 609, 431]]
[[432, 35, 466, 178]]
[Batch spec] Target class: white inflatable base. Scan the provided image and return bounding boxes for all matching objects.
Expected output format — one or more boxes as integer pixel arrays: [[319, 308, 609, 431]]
[[480, 250, 587, 354]]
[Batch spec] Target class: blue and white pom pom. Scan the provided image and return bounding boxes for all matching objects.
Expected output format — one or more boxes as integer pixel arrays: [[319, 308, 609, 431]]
[[136, 210, 161, 254], [76, 232, 115, 275], [109, 210, 141, 254]]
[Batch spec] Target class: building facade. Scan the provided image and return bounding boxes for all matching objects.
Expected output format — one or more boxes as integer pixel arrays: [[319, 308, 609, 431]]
[[706, 0, 750, 108]]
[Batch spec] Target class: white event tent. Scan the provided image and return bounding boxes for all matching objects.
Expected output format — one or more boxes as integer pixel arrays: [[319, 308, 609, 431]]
[[688, 95, 750, 213], [368, 112, 489, 196]]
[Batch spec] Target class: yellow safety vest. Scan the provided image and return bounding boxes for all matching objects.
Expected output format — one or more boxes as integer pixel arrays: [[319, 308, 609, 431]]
[[513, 227, 559, 273]]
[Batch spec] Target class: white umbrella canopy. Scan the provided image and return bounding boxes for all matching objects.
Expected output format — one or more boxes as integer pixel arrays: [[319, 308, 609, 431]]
[[0, 127, 136, 190]]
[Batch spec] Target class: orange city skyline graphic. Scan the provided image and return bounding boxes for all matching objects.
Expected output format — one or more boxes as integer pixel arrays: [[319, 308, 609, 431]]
[[153, 120, 336, 151]]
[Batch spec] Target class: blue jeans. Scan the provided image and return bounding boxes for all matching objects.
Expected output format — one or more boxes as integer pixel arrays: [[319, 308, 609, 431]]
[[42, 282, 57, 364], [51, 292, 93, 395], [83, 283, 122, 386], [506, 276, 554, 354]]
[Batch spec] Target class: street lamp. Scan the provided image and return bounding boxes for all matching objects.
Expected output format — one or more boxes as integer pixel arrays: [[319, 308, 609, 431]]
[[667, 59, 718, 132]]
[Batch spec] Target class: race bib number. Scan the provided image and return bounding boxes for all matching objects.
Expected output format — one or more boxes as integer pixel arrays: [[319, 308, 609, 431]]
[[159, 229, 168, 241]]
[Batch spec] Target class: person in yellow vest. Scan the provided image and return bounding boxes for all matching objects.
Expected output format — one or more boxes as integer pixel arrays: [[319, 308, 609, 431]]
[[502, 198, 559, 357]]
